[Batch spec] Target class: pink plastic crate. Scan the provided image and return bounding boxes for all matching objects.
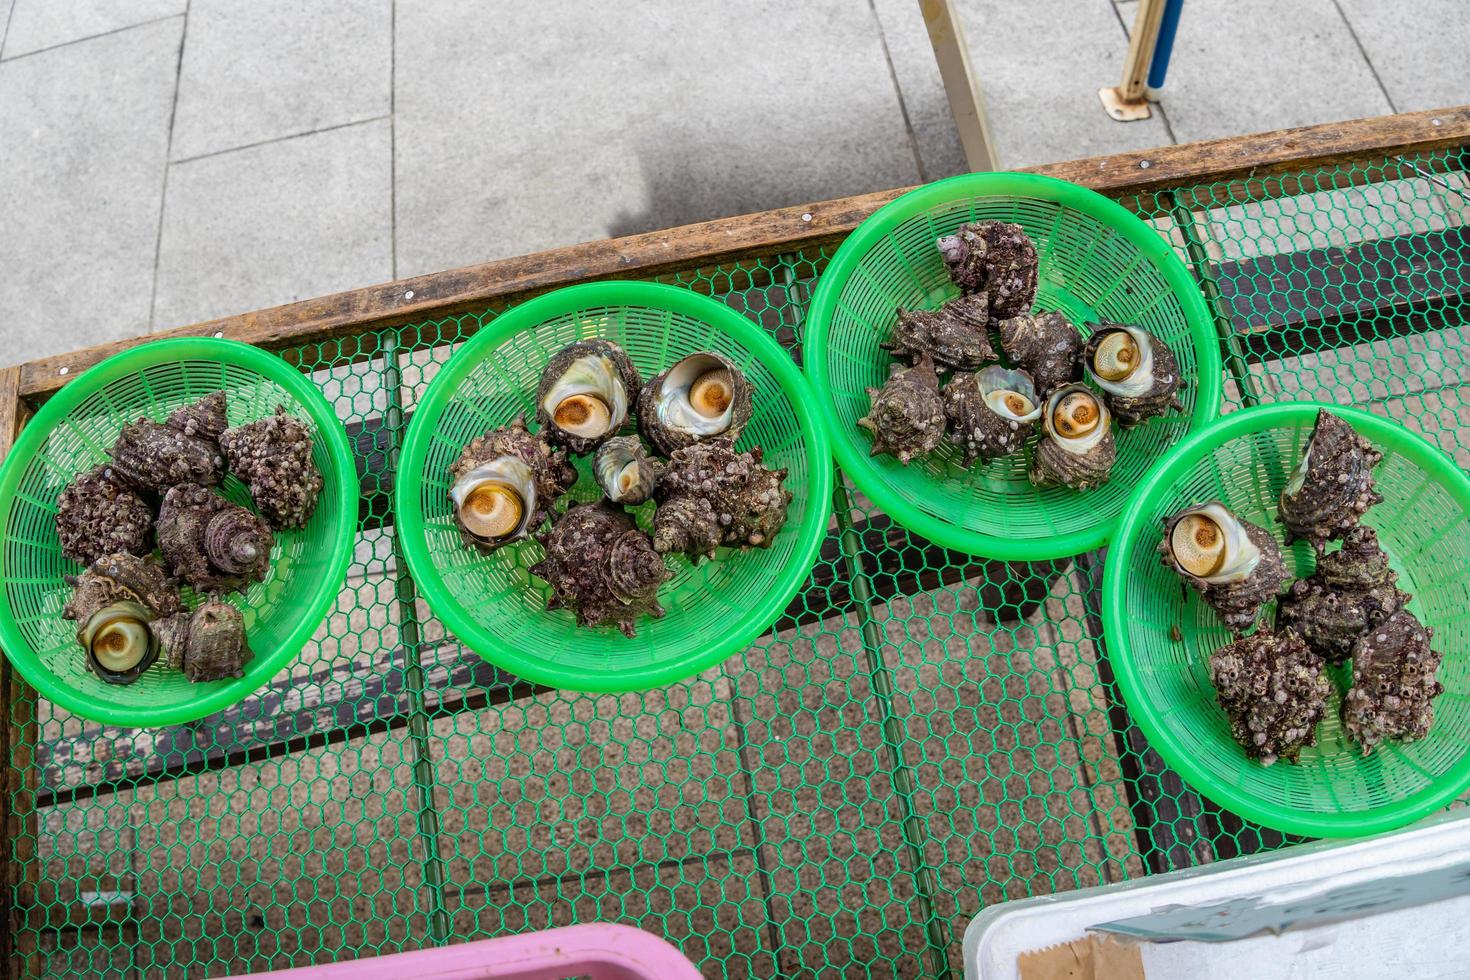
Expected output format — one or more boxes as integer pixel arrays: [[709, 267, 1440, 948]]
[[224, 923, 702, 980]]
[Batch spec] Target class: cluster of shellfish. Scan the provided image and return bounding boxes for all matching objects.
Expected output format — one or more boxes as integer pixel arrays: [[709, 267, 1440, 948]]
[[1158, 409, 1441, 763], [53, 393, 325, 686], [858, 220, 1182, 489], [448, 340, 791, 637]]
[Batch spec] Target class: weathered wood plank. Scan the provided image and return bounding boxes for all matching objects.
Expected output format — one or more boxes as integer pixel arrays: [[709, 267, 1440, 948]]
[[16, 107, 1469, 402]]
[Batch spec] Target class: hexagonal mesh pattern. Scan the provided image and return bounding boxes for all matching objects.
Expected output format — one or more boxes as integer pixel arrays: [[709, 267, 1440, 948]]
[[4, 151, 1468, 978]]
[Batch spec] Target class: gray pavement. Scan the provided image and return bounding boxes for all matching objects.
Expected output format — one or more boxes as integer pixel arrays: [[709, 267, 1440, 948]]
[[0, 0, 1465, 360]]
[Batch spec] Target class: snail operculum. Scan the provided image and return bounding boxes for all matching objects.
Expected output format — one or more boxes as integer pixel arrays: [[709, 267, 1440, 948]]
[[638, 351, 754, 455], [450, 457, 535, 545], [976, 366, 1041, 422], [1043, 384, 1110, 453], [1162, 502, 1262, 584], [82, 600, 158, 684], [536, 339, 639, 450], [1086, 325, 1154, 397]]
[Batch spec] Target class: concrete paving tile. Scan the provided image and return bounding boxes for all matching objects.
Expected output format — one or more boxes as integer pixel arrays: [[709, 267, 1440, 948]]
[[0, 0, 13, 57], [0, 18, 180, 362], [445, 852, 779, 978], [951, 0, 1172, 169], [1158, 0, 1392, 143], [1335, 0, 1470, 113], [394, 0, 919, 277], [1, 0, 182, 59], [429, 672, 753, 893], [734, 615, 932, 978], [153, 119, 392, 330], [171, 0, 391, 161], [870, 0, 969, 181]]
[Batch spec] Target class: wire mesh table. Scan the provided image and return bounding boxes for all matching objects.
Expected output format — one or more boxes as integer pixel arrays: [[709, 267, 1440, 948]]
[[3, 106, 1468, 979]]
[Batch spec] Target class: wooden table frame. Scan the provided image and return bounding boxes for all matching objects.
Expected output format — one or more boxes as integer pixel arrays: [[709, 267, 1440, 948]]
[[2, 105, 1467, 977]]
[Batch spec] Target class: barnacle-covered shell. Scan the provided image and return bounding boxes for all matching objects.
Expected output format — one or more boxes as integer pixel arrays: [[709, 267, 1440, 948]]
[[594, 435, 664, 505], [63, 553, 184, 684], [536, 339, 641, 453], [1209, 626, 1331, 765], [884, 294, 996, 372], [942, 365, 1041, 465], [1277, 526, 1408, 664], [636, 351, 752, 456], [157, 483, 273, 593], [448, 417, 575, 553], [936, 221, 1039, 317], [1029, 384, 1115, 490], [166, 391, 228, 442], [1159, 502, 1289, 633], [1082, 324, 1183, 426], [55, 465, 154, 565], [153, 597, 254, 682], [219, 406, 325, 530], [81, 601, 158, 685], [1278, 410, 1384, 553], [108, 418, 224, 492], [652, 438, 792, 561], [529, 502, 671, 638], [858, 355, 945, 464], [1342, 609, 1443, 755], [997, 312, 1082, 394], [62, 553, 186, 627]]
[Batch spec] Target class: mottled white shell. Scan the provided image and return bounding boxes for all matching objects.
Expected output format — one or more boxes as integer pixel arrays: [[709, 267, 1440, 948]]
[[976, 365, 1042, 423], [655, 352, 737, 438], [449, 456, 536, 542], [540, 354, 630, 436], [1170, 502, 1263, 584], [1087, 325, 1156, 398]]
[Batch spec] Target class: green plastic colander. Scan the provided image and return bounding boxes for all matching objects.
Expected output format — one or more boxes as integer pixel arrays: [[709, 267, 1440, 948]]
[[395, 281, 833, 692], [1105, 402, 1470, 837], [805, 172, 1221, 559], [0, 338, 357, 728]]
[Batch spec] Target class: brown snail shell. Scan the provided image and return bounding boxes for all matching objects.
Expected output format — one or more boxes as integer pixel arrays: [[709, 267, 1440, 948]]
[[936, 221, 1039, 317], [82, 601, 158, 685], [1342, 608, 1442, 756], [636, 351, 753, 456], [219, 406, 324, 530], [942, 365, 1041, 465], [1159, 502, 1289, 634], [157, 483, 273, 594], [535, 339, 641, 453], [530, 502, 671, 638], [857, 354, 946, 465], [1278, 410, 1383, 553], [997, 312, 1082, 395], [1082, 324, 1183, 426], [55, 465, 154, 566], [594, 435, 664, 505], [1028, 384, 1115, 490], [652, 438, 792, 562], [1209, 626, 1330, 765], [883, 294, 996, 372], [448, 416, 575, 554]]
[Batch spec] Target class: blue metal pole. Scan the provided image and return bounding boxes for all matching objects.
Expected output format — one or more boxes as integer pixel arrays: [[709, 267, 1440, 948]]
[[1147, 0, 1185, 90]]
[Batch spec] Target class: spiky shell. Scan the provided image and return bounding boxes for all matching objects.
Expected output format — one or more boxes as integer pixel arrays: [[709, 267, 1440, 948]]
[[1028, 384, 1115, 491], [1342, 609, 1442, 755], [55, 465, 154, 565], [997, 312, 1082, 394], [883, 295, 996, 372], [857, 355, 945, 464], [156, 483, 273, 594], [594, 435, 664, 505], [535, 339, 641, 453], [108, 418, 224, 492], [1278, 410, 1383, 553], [936, 221, 1039, 317], [1159, 502, 1289, 634], [62, 553, 185, 628], [154, 598, 254, 682], [652, 439, 792, 561], [1276, 526, 1408, 664], [942, 365, 1041, 465], [219, 407, 324, 530], [166, 391, 229, 442], [1081, 324, 1182, 426], [448, 416, 576, 554], [530, 502, 670, 638], [1209, 626, 1331, 765], [636, 351, 753, 456]]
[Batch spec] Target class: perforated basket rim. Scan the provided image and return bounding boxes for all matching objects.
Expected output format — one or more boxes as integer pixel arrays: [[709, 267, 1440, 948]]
[[0, 337, 358, 728], [804, 171, 1222, 559], [1103, 401, 1470, 837], [394, 280, 834, 692]]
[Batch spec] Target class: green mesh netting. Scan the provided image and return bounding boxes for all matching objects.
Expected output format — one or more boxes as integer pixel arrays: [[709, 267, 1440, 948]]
[[6, 148, 1468, 979]]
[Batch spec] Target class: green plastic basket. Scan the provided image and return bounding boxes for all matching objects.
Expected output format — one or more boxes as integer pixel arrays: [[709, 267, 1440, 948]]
[[0, 338, 357, 728], [395, 281, 833, 692], [1104, 402, 1470, 837], [805, 172, 1221, 559]]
